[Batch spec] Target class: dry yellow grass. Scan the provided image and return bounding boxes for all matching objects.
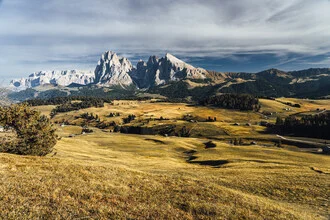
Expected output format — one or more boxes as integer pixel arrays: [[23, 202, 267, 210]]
[[259, 98, 330, 124], [31, 105, 56, 117], [52, 101, 266, 137], [1, 99, 330, 219], [48, 97, 330, 137], [276, 98, 330, 112], [1, 127, 329, 219]]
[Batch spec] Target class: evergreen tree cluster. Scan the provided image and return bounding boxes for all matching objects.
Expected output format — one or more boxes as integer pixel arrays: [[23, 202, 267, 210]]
[[275, 113, 330, 139], [123, 114, 136, 124], [108, 112, 121, 117], [96, 121, 117, 129], [199, 94, 260, 111], [51, 99, 105, 117], [25, 96, 112, 106], [76, 112, 99, 121], [82, 127, 94, 134], [0, 104, 57, 156]]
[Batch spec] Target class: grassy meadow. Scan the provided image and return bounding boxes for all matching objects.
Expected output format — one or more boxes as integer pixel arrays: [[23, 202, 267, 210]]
[[1, 98, 330, 219]]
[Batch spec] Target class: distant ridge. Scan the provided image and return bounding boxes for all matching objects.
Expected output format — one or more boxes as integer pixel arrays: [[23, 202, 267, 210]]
[[8, 51, 330, 98]]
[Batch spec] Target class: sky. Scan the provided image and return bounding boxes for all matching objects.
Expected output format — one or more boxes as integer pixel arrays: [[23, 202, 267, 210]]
[[0, 0, 330, 82]]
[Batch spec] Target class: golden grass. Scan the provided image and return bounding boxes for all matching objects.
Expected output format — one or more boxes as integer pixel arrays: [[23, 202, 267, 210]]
[[32, 105, 56, 117], [47, 97, 330, 137], [276, 98, 330, 112], [1, 127, 329, 219], [51, 101, 266, 136], [2, 99, 330, 219]]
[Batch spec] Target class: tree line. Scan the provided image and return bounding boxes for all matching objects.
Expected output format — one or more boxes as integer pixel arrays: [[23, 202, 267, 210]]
[[50, 99, 105, 117], [275, 112, 330, 139], [199, 94, 260, 111], [25, 96, 112, 106]]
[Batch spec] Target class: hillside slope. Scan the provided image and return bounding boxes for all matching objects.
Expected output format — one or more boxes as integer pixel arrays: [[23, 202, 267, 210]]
[[1, 125, 329, 219]]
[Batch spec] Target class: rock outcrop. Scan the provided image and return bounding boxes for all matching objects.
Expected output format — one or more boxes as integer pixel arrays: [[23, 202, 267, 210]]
[[94, 51, 207, 88], [10, 70, 94, 90], [9, 51, 208, 89], [129, 53, 207, 88], [94, 51, 133, 86]]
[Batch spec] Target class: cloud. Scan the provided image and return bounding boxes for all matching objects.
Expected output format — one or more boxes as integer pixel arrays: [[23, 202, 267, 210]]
[[0, 0, 330, 79]]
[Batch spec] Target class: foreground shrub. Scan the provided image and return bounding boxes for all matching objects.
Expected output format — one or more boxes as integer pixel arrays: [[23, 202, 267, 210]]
[[0, 104, 57, 156]]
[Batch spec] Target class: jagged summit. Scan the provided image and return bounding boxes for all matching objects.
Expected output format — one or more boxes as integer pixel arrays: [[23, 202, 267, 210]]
[[9, 51, 207, 90], [165, 53, 194, 69], [9, 70, 94, 90], [94, 51, 133, 86], [8, 50, 330, 99], [165, 53, 183, 63], [94, 51, 207, 88]]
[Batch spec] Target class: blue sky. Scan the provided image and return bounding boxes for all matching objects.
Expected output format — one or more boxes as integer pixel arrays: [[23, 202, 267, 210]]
[[0, 0, 330, 82]]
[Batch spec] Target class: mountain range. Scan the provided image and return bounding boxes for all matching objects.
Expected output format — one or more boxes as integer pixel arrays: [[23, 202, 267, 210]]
[[8, 51, 330, 99], [10, 51, 207, 90]]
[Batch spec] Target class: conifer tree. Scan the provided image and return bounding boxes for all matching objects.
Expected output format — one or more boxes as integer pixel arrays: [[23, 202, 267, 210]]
[[0, 104, 57, 156]]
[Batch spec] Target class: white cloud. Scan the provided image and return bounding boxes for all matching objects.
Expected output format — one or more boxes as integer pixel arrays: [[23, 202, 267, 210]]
[[0, 0, 329, 78]]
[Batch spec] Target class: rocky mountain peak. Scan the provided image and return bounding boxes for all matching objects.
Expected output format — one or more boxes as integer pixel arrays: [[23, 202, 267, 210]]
[[94, 51, 133, 86], [102, 51, 119, 63], [129, 53, 207, 88], [137, 60, 147, 68], [9, 50, 209, 90], [165, 53, 182, 62], [163, 53, 207, 80], [9, 70, 94, 90], [147, 56, 159, 65]]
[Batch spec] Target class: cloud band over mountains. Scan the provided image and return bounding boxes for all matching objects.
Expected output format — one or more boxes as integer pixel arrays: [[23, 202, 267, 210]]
[[0, 0, 329, 79]]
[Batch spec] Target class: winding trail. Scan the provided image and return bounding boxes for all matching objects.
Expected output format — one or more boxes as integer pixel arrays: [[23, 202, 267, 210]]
[[276, 135, 327, 147]]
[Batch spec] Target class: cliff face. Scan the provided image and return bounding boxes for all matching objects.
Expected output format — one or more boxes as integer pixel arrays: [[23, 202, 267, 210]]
[[95, 51, 207, 88], [10, 51, 207, 90], [94, 51, 133, 86], [10, 70, 94, 90]]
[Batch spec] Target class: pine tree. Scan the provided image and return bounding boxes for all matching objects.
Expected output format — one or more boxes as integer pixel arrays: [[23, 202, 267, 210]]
[[0, 104, 57, 156]]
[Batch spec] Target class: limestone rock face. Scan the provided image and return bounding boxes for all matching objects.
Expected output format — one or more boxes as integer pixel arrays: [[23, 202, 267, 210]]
[[130, 53, 207, 88], [94, 51, 133, 86], [163, 53, 207, 81], [129, 60, 149, 88], [10, 70, 95, 90], [9, 51, 207, 90]]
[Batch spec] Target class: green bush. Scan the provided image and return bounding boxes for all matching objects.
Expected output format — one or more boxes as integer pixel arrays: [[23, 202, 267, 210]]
[[0, 104, 57, 156]]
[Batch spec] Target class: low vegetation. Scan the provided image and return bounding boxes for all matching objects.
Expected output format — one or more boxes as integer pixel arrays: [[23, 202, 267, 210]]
[[0, 104, 57, 156]]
